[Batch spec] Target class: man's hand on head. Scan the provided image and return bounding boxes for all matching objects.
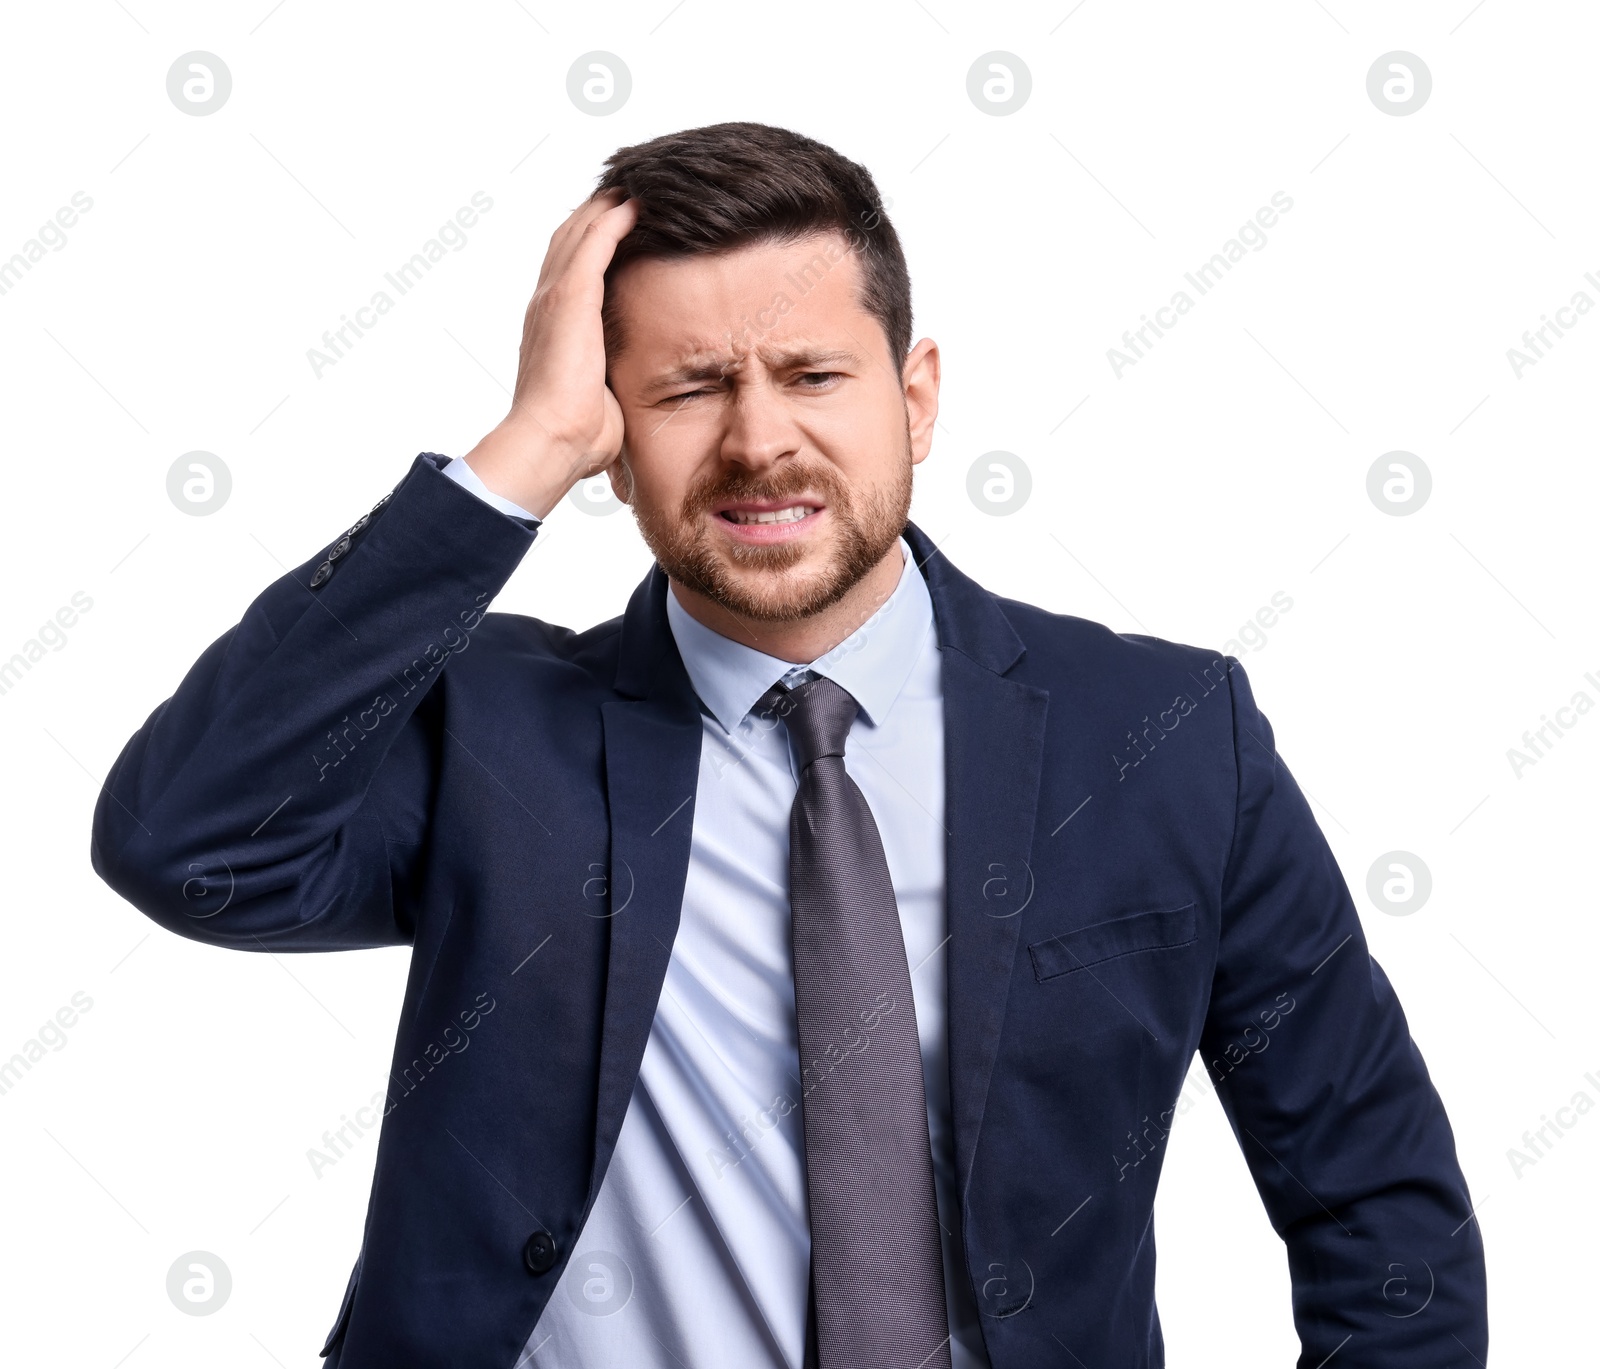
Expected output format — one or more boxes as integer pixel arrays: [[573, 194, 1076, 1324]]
[[462, 189, 639, 520]]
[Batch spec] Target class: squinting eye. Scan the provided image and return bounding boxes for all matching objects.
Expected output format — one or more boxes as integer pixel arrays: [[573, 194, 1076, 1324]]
[[797, 372, 839, 387]]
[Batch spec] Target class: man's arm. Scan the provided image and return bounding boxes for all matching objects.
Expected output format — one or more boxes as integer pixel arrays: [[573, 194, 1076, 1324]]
[[91, 459, 538, 950], [1198, 658, 1487, 1366], [91, 191, 640, 951]]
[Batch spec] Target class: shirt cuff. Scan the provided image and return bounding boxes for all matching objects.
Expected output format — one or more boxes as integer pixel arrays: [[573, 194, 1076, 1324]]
[[442, 455, 543, 526]]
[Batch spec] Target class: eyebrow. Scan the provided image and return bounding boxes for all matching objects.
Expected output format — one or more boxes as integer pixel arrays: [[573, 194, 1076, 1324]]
[[641, 345, 862, 397]]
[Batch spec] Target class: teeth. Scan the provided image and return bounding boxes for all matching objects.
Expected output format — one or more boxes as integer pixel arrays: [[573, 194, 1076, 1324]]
[[725, 506, 815, 525]]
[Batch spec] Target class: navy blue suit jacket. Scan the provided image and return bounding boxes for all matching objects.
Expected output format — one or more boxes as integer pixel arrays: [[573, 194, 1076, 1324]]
[[92, 454, 1487, 1367]]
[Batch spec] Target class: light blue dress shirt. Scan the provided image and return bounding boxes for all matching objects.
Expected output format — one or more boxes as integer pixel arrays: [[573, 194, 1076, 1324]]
[[442, 458, 988, 1368]]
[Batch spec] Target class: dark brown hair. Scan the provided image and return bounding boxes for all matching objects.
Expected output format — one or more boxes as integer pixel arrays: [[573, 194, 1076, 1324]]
[[593, 122, 911, 374]]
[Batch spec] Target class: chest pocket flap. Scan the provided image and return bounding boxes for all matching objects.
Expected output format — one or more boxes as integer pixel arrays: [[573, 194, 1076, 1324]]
[[1028, 902, 1196, 982]]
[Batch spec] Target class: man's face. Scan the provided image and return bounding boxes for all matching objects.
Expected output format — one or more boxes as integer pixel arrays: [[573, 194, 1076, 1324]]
[[604, 232, 937, 623]]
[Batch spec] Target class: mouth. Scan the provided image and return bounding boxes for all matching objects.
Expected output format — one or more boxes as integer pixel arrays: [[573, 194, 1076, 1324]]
[[711, 498, 825, 544]]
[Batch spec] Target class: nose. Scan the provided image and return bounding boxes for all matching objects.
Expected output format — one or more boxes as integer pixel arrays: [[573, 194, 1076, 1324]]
[[718, 375, 802, 472]]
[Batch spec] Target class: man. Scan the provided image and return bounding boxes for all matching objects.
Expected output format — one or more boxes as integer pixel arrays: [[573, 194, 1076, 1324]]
[[91, 122, 1487, 1367]]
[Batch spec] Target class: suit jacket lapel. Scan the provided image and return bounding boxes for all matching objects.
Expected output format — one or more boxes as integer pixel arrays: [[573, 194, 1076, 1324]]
[[905, 524, 1050, 1199], [588, 566, 704, 1207]]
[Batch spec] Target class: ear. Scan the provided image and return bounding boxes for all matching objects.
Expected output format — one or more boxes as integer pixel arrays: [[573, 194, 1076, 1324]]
[[902, 338, 941, 466]]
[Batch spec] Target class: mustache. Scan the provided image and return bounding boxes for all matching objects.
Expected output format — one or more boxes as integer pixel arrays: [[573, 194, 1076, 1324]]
[[682, 463, 848, 516]]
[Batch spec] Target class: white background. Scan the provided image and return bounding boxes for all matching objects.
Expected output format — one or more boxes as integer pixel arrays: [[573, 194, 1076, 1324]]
[[1, 1, 1593, 1363]]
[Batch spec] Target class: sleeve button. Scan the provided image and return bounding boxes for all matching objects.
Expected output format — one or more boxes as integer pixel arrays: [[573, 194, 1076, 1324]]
[[309, 562, 333, 588]]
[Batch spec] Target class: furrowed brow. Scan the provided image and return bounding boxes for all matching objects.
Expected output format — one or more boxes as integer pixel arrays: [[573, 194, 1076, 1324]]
[[642, 355, 737, 397], [642, 345, 862, 398], [763, 346, 860, 371]]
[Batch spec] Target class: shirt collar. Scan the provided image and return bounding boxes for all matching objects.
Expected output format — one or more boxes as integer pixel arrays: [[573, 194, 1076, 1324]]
[[664, 536, 934, 735]]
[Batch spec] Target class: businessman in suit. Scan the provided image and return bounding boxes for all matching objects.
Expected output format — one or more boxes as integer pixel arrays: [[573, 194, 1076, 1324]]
[[92, 122, 1486, 1368]]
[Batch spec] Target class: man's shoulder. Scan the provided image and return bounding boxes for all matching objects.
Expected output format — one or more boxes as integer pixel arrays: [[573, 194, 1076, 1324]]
[[989, 593, 1248, 799], [459, 606, 626, 686], [991, 591, 1232, 693]]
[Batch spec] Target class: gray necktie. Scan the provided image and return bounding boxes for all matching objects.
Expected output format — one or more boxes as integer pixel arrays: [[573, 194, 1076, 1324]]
[[759, 675, 952, 1369]]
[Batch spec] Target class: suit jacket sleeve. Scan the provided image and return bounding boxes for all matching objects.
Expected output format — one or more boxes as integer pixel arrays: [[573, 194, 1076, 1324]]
[[90, 454, 537, 952], [1197, 657, 1488, 1366]]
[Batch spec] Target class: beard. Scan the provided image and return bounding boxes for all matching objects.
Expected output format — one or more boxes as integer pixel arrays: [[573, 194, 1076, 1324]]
[[631, 436, 913, 624]]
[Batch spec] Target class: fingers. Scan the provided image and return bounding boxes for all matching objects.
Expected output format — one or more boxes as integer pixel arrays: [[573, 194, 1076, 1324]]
[[562, 197, 640, 299], [537, 188, 631, 290]]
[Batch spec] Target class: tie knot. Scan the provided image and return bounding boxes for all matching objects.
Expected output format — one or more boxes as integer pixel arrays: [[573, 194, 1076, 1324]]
[[757, 675, 859, 769]]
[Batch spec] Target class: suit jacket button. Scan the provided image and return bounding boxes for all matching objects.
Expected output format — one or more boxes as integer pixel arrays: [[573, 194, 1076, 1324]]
[[309, 562, 333, 588], [327, 536, 352, 562], [523, 1231, 558, 1275]]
